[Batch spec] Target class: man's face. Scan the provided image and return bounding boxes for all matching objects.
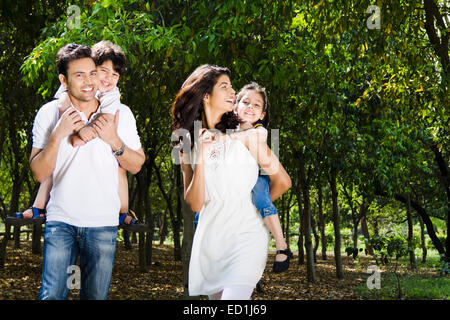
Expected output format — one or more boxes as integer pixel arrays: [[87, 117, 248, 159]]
[[59, 57, 98, 102]]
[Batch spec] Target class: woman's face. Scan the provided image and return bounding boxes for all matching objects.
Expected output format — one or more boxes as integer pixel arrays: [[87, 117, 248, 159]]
[[236, 90, 266, 125], [205, 74, 236, 113], [96, 60, 120, 92]]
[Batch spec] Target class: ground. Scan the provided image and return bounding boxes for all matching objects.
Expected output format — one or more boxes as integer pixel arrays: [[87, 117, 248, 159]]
[[0, 239, 447, 300]]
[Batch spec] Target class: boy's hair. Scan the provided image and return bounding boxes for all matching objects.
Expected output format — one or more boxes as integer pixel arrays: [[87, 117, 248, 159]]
[[235, 82, 270, 127], [56, 43, 92, 78], [91, 40, 127, 75]]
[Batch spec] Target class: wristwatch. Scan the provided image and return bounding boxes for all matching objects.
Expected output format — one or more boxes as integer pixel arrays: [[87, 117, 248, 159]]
[[112, 142, 125, 157]]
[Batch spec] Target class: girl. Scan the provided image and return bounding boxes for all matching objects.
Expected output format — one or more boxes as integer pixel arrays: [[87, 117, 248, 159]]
[[173, 65, 291, 300], [233, 82, 293, 273], [194, 82, 293, 273]]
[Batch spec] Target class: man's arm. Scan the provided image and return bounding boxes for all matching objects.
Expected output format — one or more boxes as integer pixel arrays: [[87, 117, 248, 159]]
[[92, 110, 145, 174], [31, 107, 83, 182]]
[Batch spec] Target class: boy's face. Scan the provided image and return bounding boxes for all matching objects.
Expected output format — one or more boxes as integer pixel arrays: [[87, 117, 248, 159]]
[[96, 60, 120, 92], [59, 57, 98, 102], [235, 90, 266, 125]]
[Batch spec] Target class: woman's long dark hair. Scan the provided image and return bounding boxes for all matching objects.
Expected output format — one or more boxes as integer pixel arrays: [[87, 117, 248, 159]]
[[171, 64, 241, 149]]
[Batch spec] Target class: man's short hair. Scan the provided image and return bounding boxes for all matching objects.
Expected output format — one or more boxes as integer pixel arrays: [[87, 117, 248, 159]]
[[91, 40, 127, 76], [56, 44, 92, 78]]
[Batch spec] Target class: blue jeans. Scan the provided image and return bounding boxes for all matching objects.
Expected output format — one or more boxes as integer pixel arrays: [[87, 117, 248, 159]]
[[39, 221, 117, 300], [193, 175, 277, 230], [252, 174, 278, 219]]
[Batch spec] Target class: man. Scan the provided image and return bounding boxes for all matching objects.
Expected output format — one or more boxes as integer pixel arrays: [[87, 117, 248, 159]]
[[31, 43, 145, 300]]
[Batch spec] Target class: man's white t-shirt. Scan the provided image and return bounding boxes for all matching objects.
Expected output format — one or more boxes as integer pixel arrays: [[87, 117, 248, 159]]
[[32, 99, 141, 227]]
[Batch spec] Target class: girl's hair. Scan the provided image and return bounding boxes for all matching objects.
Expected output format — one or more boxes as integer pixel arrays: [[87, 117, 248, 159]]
[[171, 64, 241, 148], [235, 82, 270, 127]]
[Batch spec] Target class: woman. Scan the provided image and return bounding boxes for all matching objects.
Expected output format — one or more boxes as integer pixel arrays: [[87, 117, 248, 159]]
[[172, 65, 291, 300]]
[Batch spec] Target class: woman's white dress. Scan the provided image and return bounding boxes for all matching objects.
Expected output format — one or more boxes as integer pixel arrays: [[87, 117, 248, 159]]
[[188, 137, 269, 296]]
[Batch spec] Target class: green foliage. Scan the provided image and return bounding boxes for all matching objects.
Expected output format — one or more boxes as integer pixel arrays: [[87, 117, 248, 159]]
[[367, 234, 409, 265], [1, 0, 448, 268]]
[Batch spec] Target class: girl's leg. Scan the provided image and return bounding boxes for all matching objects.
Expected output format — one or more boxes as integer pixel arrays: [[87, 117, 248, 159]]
[[252, 175, 288, 262], [221, 285, 254, 300], [22, 177, 52, 218], [263, 215, 288, 262]]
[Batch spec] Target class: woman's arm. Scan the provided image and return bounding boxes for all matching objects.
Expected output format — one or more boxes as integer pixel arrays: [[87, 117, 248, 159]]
[[181, 153, 205, 213], [180, 129, 214, 212]]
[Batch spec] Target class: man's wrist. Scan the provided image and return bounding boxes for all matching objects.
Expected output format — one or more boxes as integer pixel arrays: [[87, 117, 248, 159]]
[[111, 138, 123, 152], [112, 140, 125, 157]]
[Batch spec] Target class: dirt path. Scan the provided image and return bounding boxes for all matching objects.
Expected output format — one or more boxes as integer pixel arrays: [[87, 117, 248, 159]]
[[0, 241, 371, 300]]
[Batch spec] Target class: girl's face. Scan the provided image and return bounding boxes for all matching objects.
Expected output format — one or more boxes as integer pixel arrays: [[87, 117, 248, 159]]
[[96, 60, 120, 92], [205, 74, 236, 113], [236, 90, 266, 125]]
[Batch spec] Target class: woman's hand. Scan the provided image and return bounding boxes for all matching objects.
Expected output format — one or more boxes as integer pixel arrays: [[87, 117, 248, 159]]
[[197, 128, 215, 162]]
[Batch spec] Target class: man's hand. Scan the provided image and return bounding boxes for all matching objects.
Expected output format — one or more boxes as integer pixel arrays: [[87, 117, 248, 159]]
[[92, 110, 121, 149], [52, 107, 84, 141]]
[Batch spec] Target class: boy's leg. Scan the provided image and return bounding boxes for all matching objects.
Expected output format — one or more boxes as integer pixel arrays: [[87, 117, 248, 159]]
[[118, 167, 132, 224], [39, 221, 79, 300], [22, 177, 53, 218], [79, 226, 117, 300]]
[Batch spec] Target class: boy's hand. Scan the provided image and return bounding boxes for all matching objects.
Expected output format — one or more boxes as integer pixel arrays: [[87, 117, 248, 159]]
[[70, 134, 86, 147], [78, 126, 98, 143], [57, 91, 71, 117]]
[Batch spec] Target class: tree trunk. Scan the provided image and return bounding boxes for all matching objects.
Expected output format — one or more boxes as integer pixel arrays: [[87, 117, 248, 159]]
[[172, 165, 182, 261], [423, 0, 449, 89], [159, 210, 168, 245], [360, 215, 373, 255], [318, 185, 327, 260], [418, 213, 427, 263], [406, 194, 416, 269], [352, 221, 358, 250], [393, 194, 445, 256], [330, 171, 343, 279], [311, 213, 319, 263], [429, 144, 450, 261], [180, 184, 198, 299], [299, 163, 315, 283], [31, 223, 42, 254], [0, 224, 11, 269], [123, 229, 132, 250], [285, 193, 291, 249], [296, 188, 305, 265]]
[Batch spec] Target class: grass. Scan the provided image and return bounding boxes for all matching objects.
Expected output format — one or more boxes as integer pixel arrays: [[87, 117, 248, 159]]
[[350, 249, 449, 300], [353, 272, 450, 300]]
